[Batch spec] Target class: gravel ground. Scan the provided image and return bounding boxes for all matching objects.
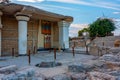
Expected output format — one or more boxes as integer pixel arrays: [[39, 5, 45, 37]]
[[0, 51, 94, 67]]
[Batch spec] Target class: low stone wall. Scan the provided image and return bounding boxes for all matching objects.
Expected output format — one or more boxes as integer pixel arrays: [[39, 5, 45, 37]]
[[89, 46, 99, 56], [89, 36, 120, 56], [0, 65, 37, 80]]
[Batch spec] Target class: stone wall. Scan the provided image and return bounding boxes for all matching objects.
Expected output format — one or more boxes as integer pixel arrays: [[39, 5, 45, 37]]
[[1, 15, 39, 56], [69, 40, 85, 48], [93, 36, 120, 47], [89, 36, 120, 56], [52, 22, 59, 48], [27, 20, 38, 53], [2, 15, 18, 56]]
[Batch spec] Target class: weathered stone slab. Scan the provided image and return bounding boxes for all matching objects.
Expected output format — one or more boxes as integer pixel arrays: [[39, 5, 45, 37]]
[[35, 62, 62, 68], [0, 66, 36, 80], [1, 73, 18, 80], [100, 54, 115, 61], [52, 74, 71, 80], [0, 65, 17, 74], [117, 77, 120, 80], [88, 71, 116, 80], [16, 67, 35, 78], [109, 47, 120, 54], [0, 74, 5, 79], [68, 63, 94, 72], [36, 77, 45, 80], [109, 70, 120, 80], [35, 70, 46, 80], [71, 73, 87, 80]]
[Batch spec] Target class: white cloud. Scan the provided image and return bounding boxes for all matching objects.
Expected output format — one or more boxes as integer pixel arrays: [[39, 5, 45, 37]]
[[113, 12, 120, 14], [47, 0, 77, 4], [17, 0, 44, 2], [41, 4, 75, 10], [48, 0, 120, 11], [14, 0, 120, 12], [70, 24, 88, 28], [69, 22, 120, 37], [113, 19, 120, 22], [69, 24, 89, 37]]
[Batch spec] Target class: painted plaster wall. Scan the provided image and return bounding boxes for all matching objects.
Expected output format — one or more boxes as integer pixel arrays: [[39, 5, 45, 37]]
[[27, 19, 38, 53], [1, 15, 60, 56], [2, 15, 39, 56], [37, 21, 59, 49], [2, 16, 18, 56], [52, 22, 59, 48], [37, 20, 44, 48]]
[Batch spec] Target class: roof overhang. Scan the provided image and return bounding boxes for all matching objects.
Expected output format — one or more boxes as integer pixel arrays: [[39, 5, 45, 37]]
[[0, 3, 73, 22]]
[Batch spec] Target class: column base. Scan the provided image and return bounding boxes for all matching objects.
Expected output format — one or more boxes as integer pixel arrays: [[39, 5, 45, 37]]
[[18, 54, 28, 56]]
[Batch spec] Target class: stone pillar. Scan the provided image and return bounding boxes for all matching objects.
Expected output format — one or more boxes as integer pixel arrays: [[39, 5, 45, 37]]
[[0, 11, 2, 56], [58, 21, 71, 49], [16, 14, 30, 55]]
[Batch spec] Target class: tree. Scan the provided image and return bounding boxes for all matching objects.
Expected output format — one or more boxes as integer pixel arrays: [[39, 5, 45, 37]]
[[78, 28, 89, 36], [89, 18, 116, 37]]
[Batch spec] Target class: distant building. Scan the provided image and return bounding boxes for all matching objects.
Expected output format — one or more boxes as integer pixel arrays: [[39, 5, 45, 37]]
[[0, 3, 73, 56]]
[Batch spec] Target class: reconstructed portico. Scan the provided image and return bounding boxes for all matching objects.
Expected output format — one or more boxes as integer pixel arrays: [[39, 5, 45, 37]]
[[59, 21, 71, 49], [0, 3, 73, 56], [16, 13, 30, 55]]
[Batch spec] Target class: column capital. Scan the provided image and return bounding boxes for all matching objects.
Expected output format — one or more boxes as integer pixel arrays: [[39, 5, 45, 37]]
[[15, 12, 31, 21], [58, 20, 71, 27]]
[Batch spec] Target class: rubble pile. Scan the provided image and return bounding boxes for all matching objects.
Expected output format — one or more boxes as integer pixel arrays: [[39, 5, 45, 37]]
[[1, 47, 120, 80], [0, 66, 39, 80], [43, 52, 120, 80]]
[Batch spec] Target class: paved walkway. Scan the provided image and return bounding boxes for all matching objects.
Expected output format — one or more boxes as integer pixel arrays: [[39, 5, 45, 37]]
[[0, 51, 94, 68]]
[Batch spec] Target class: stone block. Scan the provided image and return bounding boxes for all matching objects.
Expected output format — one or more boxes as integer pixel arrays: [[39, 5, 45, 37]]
[[36, 77, 45, 80], [89, 46, 99, 56], [0, 74, 5, 79], [68, 63, 94, 73], [116, 76, 120, 80], [71, 73, 87, 80], [100, 53, 120, 63], [35, 71, 46, 79], [109, 47, 120, 54], [1, 73, 18, 80], [17, 67, 35, 77], [0, 65, 17, 74], [52, 74, 71, 80], [88, 71, 116, 80]]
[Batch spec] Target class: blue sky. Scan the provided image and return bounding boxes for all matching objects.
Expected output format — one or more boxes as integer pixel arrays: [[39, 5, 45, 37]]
[[11, 0, 120, 37]]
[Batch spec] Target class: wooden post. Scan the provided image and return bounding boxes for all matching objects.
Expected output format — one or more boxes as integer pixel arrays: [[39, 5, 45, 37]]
[[85, 40, 89, 54], [28, 50, 31, 65], [12, 48, 14, 57], [74, 41, 75, 47], [86, 46, 89, 54], [72, 47, 75, 57], [33, 46, 35, 55], [54, 48, 56, 60]]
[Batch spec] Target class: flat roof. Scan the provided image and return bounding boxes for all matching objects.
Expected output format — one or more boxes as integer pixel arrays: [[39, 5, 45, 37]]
[[0, 3, 73, 22]]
